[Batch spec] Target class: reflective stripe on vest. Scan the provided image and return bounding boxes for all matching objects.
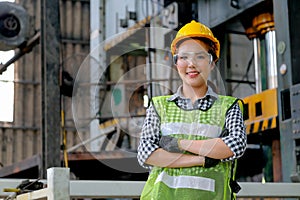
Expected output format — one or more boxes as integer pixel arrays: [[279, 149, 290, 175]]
[[155, 171, 215, 192], [161, 122, 221, 138]]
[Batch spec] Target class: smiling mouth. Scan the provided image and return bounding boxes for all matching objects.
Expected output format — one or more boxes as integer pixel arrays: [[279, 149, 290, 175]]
[[186, 71, 200, 75]]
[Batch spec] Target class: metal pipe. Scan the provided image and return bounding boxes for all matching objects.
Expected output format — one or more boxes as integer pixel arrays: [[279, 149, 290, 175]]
[[265, 30, 277, 89], [253, 37, 262, 93], [67, 126, 116, 152], [4, 179, 300, 198], [0, 32, 40, 74]]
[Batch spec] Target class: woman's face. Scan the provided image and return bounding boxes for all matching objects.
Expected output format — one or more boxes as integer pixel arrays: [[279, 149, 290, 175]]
[[175, 39, 213, 89]]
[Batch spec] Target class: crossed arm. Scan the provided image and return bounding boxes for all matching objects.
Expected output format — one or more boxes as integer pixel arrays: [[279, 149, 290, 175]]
[[145, 138, 232, 168], [137, 103, 246, 169]]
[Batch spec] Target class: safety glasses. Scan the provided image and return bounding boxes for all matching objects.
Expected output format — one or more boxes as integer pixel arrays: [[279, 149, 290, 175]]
[[173, 51, 213, 65]]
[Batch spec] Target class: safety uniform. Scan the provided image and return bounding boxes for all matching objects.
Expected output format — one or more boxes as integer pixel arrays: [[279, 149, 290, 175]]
[[140, 95, 241, 200]]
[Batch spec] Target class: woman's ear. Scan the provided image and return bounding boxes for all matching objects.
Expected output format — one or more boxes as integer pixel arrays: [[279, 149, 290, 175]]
[[210, 61, 215, 70]]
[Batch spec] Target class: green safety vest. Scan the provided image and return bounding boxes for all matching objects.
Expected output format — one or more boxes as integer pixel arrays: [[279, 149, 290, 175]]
[[141, 95, 241, 200]]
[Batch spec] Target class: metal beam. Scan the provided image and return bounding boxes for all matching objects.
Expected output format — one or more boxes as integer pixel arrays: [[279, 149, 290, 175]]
[[40, 0, 61, 178], [89, 0, 106, 151], [197, 0, 264, 28], [0, 154, 41, 177], [2, 179, 300, 198], [273, 0, 295, 182]]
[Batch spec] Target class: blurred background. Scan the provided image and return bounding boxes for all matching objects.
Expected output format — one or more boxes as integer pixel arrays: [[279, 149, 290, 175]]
[[0, 1, 299, 195]]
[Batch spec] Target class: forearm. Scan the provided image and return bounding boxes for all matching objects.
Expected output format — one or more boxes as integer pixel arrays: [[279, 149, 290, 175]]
[[179, 138, 234, 159], [145, 148, 205, 168]]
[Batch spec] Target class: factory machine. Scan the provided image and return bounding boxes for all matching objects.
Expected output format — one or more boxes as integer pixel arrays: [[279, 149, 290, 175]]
[[195, 0, 300, 183], [0, 0, 299, 185], [88, 0, 300, 183]]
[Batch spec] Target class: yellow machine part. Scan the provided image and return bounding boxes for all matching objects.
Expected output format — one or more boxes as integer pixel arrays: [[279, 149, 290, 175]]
[[243, 88, 278, 134], [99, 118, 119, 129]]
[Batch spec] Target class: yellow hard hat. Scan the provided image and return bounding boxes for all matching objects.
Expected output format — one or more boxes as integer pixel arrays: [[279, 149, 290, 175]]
[[171, 20, 220, 62]]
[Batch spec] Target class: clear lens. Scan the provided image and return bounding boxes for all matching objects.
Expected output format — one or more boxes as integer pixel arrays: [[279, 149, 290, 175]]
[[176, 51, 212, 64]]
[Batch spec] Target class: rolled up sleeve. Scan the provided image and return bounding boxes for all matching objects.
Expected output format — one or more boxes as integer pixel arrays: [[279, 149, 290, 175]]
[[137, 104, 161, 169], [222, 103, 247, 161]]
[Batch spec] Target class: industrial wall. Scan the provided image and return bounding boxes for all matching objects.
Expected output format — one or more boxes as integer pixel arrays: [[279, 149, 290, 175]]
[[0, 0, 90, 168], [0, 0, 281, 183]]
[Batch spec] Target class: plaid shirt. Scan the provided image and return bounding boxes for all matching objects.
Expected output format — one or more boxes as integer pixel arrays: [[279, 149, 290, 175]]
[[137, 86, 247, 169]]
